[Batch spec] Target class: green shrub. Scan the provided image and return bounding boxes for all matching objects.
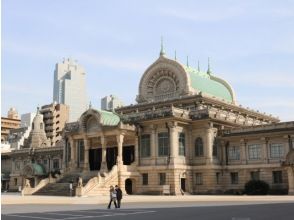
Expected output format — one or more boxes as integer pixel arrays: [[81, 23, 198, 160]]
[[244, 180, 269, 195]]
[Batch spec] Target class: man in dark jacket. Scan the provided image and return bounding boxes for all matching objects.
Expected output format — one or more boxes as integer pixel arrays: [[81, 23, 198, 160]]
[[115, 185, 123, 208]]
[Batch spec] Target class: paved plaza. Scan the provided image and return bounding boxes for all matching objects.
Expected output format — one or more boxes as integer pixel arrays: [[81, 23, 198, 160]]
[[1, 193, 294, 220]]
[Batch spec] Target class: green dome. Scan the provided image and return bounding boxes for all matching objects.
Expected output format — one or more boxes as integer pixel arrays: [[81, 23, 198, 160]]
[[31, 164, 46, 176], [99, 110, 120, 126], [184, 66, 234, 103]]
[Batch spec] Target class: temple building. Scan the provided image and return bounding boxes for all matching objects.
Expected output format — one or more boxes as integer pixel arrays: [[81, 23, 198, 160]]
[[19, 46, 294, 196], [8, 108, 63, 191]]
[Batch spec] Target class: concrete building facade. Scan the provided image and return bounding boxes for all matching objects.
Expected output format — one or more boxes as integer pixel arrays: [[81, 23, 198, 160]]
[[1, 108, 21, 143], [40, 103, 69, 146], [53, 58, 87, 122]]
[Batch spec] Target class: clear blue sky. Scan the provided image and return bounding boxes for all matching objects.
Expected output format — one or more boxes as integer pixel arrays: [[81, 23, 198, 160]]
[[2, 0, 294, 121]]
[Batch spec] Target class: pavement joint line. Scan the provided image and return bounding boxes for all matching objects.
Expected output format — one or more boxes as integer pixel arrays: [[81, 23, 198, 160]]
[[70, 210, 115, 214], [62, 211, 157, 219], [45, 212, 87, 217], [3, 214, 58, 220]]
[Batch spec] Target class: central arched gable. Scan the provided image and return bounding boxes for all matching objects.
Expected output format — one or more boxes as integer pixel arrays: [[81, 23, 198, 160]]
[[136, 56, 193, 103]]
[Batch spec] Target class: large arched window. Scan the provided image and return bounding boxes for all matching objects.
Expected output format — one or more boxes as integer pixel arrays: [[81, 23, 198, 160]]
[[195, 137, 204, 157]]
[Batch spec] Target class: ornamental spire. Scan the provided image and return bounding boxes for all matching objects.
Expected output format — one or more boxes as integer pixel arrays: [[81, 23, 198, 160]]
[[207, 57, 212, 75], [186, 56, 189, 67], [174, 50, 177, 61], [160, 36, 165, 56], [197, 60, 200, 71]]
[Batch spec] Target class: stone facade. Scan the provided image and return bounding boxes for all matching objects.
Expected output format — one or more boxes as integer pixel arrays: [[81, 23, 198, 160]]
[[7, 108, 63, 191], [63, 53, 294, 196]]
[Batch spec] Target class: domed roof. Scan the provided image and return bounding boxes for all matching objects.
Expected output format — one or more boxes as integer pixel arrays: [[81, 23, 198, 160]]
[[137, 55, 236, 104], [184, 65, 235, 103]]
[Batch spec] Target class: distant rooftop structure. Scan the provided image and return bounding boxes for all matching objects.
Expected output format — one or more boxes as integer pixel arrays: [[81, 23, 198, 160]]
[[7, 107, 19, 119], [101, 95, 124, 111]]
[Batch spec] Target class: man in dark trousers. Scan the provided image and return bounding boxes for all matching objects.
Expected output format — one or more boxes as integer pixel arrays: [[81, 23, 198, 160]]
[[115, 185, 123, 208]]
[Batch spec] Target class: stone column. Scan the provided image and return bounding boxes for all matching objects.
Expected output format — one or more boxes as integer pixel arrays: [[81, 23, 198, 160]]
[[287, 167, 294, 195], [116, 133, 124, 187], [69, 138, 76, 170], [205, 128, 213, 164], [187, 129, 193, 162], [261, 138, 269, 164], [134, 136, 139, 166], [240, 139, 247, 165], [100, 136, 108, 172], [150, 125, 157, 165], [83, 137, 90, 172], [169, 123, 178, 165]]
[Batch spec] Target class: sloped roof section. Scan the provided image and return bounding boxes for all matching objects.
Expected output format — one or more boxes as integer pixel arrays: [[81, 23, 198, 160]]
[[99, 110, 120, 126]]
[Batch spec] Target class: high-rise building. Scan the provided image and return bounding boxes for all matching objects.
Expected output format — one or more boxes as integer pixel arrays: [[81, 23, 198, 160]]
[[40, 102, 69, 146], [53, 58, 87, 122], [101, 95, 124, 111]]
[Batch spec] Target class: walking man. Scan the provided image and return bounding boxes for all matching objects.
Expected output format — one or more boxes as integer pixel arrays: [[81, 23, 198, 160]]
[[107, 186, 118, 209], [115, 185, 123, 208]]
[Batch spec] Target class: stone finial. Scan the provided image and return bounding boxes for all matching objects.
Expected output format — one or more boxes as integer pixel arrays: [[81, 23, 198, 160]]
[[186, 56, 189, 67], [160, 36, 165, 56], [207, 57, 212, 75], [174, 50, 177, 61], [89, 101, 92, 109], [197, 60, 200, 72]]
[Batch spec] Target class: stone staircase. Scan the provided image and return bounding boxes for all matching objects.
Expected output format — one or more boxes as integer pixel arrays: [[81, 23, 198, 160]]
[[76, 165, 119, 196], [33, 171, 98, 196], [33, 182, 76, 196]]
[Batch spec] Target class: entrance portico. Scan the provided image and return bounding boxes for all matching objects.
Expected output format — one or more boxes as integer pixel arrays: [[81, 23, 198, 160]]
[[64, 108, 138, 190]]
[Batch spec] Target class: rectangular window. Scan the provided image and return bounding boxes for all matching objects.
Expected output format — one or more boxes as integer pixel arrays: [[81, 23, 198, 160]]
[[178, 132, 185, 156], [230, 172, 239, 184], [273, 171, 283, 184], [250, 171, 260, 181], [53, 159, 59, 169], [43, 159, 47, 165], [140, 134, 151, 158], [270, 143, 284, 159], [248, 144, 262, 160], [216, 172, 220, 185], [142, 173, 148, 185], [158, 132, 169, 156], [14, 178, 17, 186], [159, 173, 166, 185], [195, 173, 203, 185], [228, 146, 240, 160]]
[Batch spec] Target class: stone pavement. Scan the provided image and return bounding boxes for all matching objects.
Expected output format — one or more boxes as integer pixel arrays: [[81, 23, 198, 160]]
[[2, 192, 294, 205]]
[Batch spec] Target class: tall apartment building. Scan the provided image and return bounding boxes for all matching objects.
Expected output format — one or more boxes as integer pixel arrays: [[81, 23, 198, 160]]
[[40, 103, 69, 146], [101, 95, 124, 111], [53, 58, 87, 122], [1, 108, 20, 143]]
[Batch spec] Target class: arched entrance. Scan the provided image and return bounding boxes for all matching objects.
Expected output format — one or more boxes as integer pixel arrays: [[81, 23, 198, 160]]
[[125, 178, 133, 194]]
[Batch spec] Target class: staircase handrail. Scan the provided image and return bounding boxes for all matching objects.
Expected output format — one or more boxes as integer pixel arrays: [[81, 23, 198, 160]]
[[22, 178, 50, 195]]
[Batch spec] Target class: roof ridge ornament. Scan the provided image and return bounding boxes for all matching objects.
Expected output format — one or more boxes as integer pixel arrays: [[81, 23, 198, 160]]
[[174, 50, 177, 61], [197, 60, 200, 72], [186, 56, 189, 67], [160, 36, 165, 56], [89, 101, 92, 109], [207, 57, 212, 75]]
